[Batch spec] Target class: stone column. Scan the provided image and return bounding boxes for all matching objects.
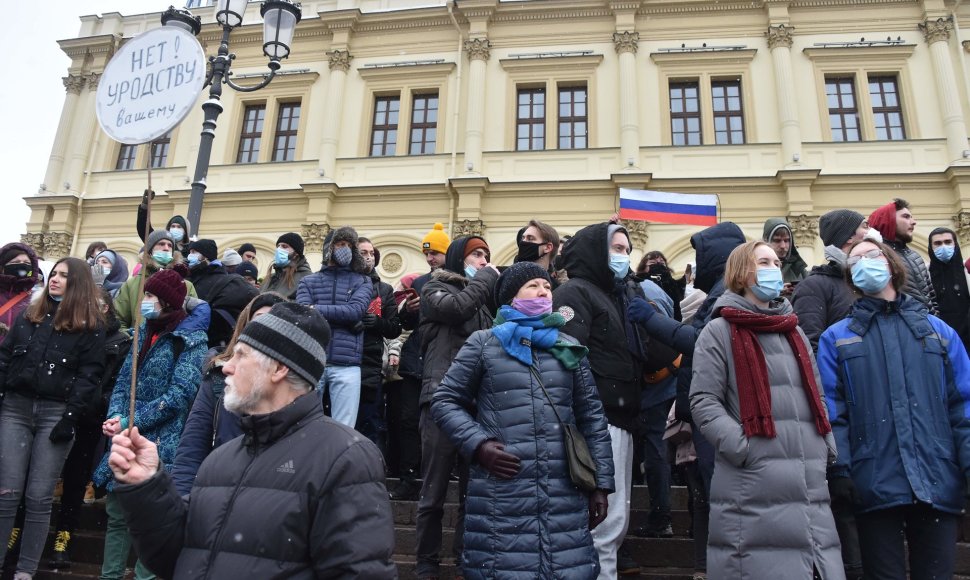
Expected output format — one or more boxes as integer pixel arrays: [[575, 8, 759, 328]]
[[767, 24, 802, 166], [613, 31, 640, 167], [43, 74, 85, 193], [62, 73, 101, 193], [317, 49, 353, 179], [462, 38, 490, 174], [920, 17, 970, 163]]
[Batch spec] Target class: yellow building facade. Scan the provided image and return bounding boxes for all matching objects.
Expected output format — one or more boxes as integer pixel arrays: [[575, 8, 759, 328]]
[[24, 0, 970, 282]]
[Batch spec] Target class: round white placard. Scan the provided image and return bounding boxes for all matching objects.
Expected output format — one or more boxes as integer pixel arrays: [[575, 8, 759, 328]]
[[96, 26, 206, 145]]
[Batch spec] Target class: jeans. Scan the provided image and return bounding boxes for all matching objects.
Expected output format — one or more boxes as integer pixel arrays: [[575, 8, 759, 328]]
[[317, 365, 361, 427], [100, 493, 155, 580], [56, 421, 103, 533], [592, 425, 634, 580], [856, 503, 959, 580], [641, 399, 673, 529], [415, 404, 467, 577], [0, 393, 74, 576], [385, 376, 421, 480]]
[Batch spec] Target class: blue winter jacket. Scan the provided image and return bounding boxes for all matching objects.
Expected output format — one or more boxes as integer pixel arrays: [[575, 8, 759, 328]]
[[818, 294, 970, 515], [94, 303, 211, 492], [432, 329, 614, 580], [296, 265, 371, 366]]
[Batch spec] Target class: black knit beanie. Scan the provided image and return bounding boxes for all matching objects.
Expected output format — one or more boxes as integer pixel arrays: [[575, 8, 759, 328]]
[[819, 210, 865, 248], [496, 261, 552, 305], [276, 233, 305, 257]]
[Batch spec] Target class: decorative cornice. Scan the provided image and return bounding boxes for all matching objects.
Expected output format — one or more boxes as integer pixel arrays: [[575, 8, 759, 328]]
[[637, 2, 763, 15], [613, 31, 640, 55], [63, 74, 85, 95], [464, 38, 491, 61], [650, 48, 758, 66], [327, 49, 353, 72], [954, 211, 970, 246], [453, 219, 486, 238], [802, 44, 915, 65], [620, 219, 648, 249], [787, 214, 819, 248], [919, 17, 953, 45], [491, 9, 612, 23], [85, 72, 102, 90], [358, 62, 455, 85], [499, 54, 603, 76], [766, 24, 794, 50], [302, 223, 331, 254]]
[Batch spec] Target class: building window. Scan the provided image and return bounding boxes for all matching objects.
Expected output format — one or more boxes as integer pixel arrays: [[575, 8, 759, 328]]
[[516, 88, 545, 151], [116, 144, 137, 171], [868, 76, 906, 141], [150, 131, 172, 169], [558, 86, 587, 149], [669, 81, 701, 146], [272, 102, 300, 162], [711, 80, 745, 145], [409, 93, 438, 155], [237, 104, 266, 163], [825, 77, 861, 142], [370, 96, 400, 157]]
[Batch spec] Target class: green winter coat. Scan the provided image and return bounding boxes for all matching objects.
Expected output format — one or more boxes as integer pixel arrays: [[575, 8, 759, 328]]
[[114, 261, 197, 332]]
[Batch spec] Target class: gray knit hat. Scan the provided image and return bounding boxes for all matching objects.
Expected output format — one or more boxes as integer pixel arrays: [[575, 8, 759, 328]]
[[819, 209, 865, 248], [146, 229, 174, 253], [237, 302, 331, 386]]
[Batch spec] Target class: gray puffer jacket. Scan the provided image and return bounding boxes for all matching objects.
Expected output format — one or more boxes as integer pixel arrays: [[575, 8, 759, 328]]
[[886, 239, 938, 315], [690, 291, 844, 580], [418, 267, 498, 405], [431, 329, 614, 580]]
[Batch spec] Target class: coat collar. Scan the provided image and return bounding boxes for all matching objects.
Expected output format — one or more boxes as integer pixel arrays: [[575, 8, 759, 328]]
[[239, 392, 321, 450], [848, 294, 933, 338]]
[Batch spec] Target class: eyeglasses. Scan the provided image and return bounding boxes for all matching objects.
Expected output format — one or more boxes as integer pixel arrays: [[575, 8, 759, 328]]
[[847, 248, 884, 267]]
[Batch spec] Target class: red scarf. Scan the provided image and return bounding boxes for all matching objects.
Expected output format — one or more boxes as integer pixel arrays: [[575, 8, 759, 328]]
[[719, 307, 831, 438]]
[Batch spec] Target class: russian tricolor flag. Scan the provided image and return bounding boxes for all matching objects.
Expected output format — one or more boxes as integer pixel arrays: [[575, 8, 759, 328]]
[[618, 188, 719, 227]]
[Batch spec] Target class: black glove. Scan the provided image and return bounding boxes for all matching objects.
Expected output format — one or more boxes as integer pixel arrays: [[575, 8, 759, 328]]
[[674, 389, 692, 423], [589, 489, 609, 530], [49, 414, 77, 443], [627, 297, 657, 325], [139, 188, 155, 208], [828, 476, 858, 507], [475, 440, 520, 479], [351, 321, 365, 334], [361, 313, 378, 328]]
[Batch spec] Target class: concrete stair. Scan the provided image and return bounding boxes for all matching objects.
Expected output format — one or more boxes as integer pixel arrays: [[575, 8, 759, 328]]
[[3, 479, 970, 579]]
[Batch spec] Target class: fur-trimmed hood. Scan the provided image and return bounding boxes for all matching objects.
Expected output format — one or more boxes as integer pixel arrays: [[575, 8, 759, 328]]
[[322, 226, 368, 274]]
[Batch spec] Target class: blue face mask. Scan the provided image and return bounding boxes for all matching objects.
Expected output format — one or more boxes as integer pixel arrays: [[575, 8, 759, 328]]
[[749, 267, 784, 302], [333, 246, 353, 267], [274, 248, 291, 267], [169, 228, 184, 243], [152, 251, 173, 266], [187, 253, 202, 268], [464, 265, 478, 278], [50, 294, 63, 302], [934, 245, 956, 263], [140, 299, 159, 320], [609, 253, 630, 279], [852, 258, 891, 295]]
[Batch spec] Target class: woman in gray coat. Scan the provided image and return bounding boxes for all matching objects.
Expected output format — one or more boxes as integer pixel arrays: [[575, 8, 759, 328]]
[[432, 262, 614, 580], [690, 241, 844, 580]]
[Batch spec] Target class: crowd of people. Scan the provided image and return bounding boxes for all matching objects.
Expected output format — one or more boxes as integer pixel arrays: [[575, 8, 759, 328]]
[[0, 195, 968, 580]]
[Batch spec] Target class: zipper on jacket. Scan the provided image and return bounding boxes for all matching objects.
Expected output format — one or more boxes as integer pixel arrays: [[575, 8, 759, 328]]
[[840, 361, 856, 405], [202, 448, 262, 580]]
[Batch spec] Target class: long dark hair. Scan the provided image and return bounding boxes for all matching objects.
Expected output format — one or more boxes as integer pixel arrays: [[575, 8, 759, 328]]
[[25, 257, 104, 332]]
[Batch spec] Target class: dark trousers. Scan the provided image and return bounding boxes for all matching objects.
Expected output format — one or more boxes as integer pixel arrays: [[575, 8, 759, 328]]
[[415, 404, 467, 577], [356, 381, 386, 451], [55, 421, 104, 533], [641, 398, 674, 528], [386, 376, 421, 480], [688, 426, 714, 572], [856, 503, 959, 580], [831, 494, 864, 578]]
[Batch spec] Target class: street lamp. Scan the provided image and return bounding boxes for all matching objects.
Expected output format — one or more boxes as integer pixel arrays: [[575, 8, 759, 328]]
[[161, 0, 302, 238]]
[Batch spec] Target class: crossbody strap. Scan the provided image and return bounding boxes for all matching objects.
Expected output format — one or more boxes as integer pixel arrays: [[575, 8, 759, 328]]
[[0, 291, 30, 319], [528, 355, 567, 426]]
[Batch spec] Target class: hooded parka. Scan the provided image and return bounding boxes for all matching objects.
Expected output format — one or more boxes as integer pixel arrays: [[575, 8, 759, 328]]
[[763, 218, 808, 283], [0, 242, 40, 342], [928, 226, 970, 352], [690, 291, 844, 580]]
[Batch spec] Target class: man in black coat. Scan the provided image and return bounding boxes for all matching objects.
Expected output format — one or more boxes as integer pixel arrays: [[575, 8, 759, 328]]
[[107, 302, 396, 579], [356, 237, 402, 447], [186, 239, 259, 349], [552, 221, 642, 580], [929, 227, 970, 352]]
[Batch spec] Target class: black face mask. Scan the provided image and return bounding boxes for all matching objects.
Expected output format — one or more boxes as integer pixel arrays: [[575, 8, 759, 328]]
[[515, 240, 545, 264], [647, 263, 668, 276], [4, 263, 32, 279]]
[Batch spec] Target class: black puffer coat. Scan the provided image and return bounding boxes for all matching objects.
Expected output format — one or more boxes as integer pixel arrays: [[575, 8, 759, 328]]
[[431, 330, 614, 579], [398, 272, 432, 381], [928, 227, 970, 352], [115, 393, 397, 579], [790, 260, 855, 353], [361, 269, 402, 402], [189, 264, 259, 348], [419, 237, 499, 406], [0, 300, 106, 417], [886, 239, 938, 314], [552, 222, 641, 431]]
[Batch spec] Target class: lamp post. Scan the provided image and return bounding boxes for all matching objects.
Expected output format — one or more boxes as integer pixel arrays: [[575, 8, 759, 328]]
[[161, 0, 302, 238]]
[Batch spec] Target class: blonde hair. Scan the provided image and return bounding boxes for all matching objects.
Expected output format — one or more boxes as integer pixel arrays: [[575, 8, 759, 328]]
[[723, 240, 770, 294]]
